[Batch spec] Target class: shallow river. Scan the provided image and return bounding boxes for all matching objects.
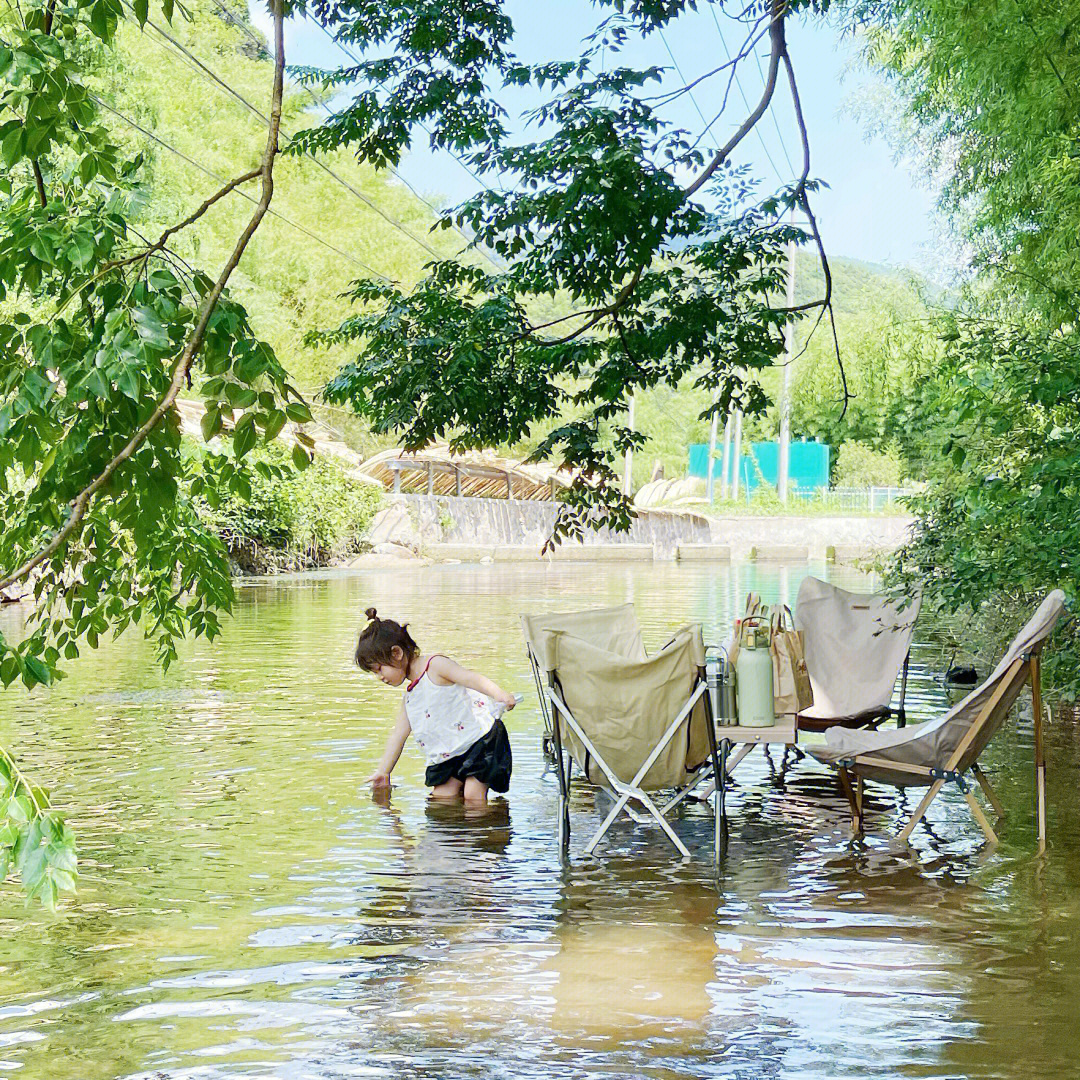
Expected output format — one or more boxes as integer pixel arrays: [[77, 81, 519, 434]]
[[2, 562, 1079, 1080]]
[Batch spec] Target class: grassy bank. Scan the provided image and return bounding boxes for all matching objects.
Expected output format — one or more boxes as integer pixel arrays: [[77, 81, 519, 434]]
[[187, 442, 383, 573]]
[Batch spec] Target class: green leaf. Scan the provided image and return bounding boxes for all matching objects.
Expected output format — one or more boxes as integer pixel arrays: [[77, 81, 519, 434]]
[[23, 656, 52, 688], [263, 409, 287, 441], [87, 369, 110, 399], [201, 407, 221, 441], [2, 125, 24, 168], [224, 383, 257, 409], [118, 367, 141, 400], [233, 421, 257, 459], [292, 443, 311, 470], [285, 402, 313, 424]]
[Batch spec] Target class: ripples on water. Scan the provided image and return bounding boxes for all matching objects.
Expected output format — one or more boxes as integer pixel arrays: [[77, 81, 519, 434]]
[[1, 562, 1079, 1080]]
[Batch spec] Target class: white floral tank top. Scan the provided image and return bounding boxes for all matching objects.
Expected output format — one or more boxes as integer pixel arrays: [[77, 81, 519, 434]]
[[404, 656, 495, 765]]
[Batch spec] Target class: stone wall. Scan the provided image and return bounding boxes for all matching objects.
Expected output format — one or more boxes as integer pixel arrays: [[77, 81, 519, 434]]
[[707, 514, 913, 561], [370, 494, 912, 563], [397, 494, 711, 559]]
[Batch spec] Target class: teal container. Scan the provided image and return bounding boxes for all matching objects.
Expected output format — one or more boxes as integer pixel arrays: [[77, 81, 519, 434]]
[[735, 627, 776, 728]]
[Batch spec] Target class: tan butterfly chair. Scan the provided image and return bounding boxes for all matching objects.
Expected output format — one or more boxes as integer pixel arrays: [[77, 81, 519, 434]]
[[794, 577, 922, 733], [809, 590, 1067, 849], [522, 605, 725, 861]]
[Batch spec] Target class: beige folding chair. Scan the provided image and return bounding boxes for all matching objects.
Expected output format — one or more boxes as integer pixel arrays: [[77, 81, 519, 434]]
[[523, 604, 647, 763], [808, 590, 1067, 849], [794, 577, 921, 732], [522, 606, 725, 862]]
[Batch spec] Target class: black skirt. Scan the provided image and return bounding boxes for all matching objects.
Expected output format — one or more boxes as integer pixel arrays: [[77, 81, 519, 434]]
[[424, 720, 512, 792]]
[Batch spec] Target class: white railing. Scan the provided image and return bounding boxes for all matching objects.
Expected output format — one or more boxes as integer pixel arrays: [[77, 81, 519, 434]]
[[808, 486, 916, 512]]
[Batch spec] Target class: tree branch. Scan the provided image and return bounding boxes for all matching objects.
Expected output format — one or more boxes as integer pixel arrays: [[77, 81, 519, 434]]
[[29, 0, 58, 209], [31, 160, 47, 207], [521, 0, 788, 346], [684, 0, 787, 198], [645, 18, 769, 109], [50, 167, 263, 323], [0, 0, 287, 595], [103, 167, 262, 273]]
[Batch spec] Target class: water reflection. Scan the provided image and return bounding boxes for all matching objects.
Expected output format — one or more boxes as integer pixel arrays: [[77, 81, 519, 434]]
[[0, 562, 1077, 1079]]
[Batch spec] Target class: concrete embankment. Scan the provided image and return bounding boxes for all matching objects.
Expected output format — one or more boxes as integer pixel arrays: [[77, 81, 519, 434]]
[[359, 494, 913, 565]]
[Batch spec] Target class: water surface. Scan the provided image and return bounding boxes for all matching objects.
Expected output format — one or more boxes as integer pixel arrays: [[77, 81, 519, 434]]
[[1, 562, 1078, 1079]]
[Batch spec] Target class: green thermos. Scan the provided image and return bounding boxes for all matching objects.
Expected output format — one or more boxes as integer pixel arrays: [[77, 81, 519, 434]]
[[735, 620, 775, 728]]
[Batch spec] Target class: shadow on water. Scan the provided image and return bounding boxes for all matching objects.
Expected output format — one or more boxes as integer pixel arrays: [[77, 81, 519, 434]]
[[1, 562, 1078, 1078]]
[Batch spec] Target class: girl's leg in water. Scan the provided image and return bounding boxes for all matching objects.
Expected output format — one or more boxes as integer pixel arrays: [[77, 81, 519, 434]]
[[463, 777, 489, 804], [431, 778, 464, 799]]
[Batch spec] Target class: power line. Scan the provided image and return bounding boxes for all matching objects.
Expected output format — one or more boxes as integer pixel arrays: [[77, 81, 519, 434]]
[[657, 27, 719, 151], [204, 0, 503, 268], [125, 4, 445, 260], [707, 5, 792, 185], [90, 94, 390, 280]]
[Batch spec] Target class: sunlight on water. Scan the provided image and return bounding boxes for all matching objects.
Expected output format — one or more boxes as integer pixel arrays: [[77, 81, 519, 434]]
[[1, 562, 1079, 1079]]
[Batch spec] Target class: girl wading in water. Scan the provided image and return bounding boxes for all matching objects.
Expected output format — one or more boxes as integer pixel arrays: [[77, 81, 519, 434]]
[[359, 609, 516, 803]]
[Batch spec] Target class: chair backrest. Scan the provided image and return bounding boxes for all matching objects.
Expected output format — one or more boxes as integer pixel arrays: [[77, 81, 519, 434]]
[[535, 618, 709, 790], [521, 603, 646, 673], [930, 589, 1066, 772], [794, 577, 921, 720], [850, 590, 1068, 779]]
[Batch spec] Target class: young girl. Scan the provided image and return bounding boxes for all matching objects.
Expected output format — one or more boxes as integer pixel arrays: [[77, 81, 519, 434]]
[[359, 608, 516, 803]]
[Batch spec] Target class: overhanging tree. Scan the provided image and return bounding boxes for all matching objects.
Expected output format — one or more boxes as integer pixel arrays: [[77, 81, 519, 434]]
[[2, 0, 847, 905], [0, 0, 312, 904], [297, 0, 843, 545]]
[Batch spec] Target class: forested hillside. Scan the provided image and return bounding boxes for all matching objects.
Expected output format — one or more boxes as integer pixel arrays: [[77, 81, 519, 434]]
[[96, 0, 465, 451]]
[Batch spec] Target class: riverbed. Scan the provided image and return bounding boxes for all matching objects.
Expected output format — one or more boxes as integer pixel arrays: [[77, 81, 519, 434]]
[[1, 562, 1078, 1079]]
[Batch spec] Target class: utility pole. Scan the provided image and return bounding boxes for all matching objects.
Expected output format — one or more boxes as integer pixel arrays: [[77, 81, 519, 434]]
[[623, 393, 636, 498], [777, 211, 796, 505], [720, 411, 732, 500], [731, 408, 744, 500], [706, 400, 719, 502]]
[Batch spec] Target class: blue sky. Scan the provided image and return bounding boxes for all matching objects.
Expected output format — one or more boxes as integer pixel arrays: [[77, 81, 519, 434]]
[[250, 2, 940, 273]]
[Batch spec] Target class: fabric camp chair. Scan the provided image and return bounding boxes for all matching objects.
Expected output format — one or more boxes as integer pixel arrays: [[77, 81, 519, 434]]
[[808, 590, 1067, 849], [794, 577, 922, 733], [521, 604, 725, 862]]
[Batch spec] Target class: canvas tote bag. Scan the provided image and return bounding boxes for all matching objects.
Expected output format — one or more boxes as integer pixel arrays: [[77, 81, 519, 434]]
[[727, 592, 764, 670], [770, 605, 814, 716]]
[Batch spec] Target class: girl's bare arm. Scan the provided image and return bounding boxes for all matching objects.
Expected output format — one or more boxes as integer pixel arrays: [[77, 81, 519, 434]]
[[366, 698, 411, 787], [428, 655, 516, 709]]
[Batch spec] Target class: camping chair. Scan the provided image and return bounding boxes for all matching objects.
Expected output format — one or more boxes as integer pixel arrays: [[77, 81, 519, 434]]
[[794, 577, 922, 733], [521, 605, 725, 862], [808, 590, 1067, 849], [523, 604, 648, 764]]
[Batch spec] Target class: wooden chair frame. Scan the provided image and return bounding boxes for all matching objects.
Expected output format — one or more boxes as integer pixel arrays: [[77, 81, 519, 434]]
[[836, 648, 1048, 851]]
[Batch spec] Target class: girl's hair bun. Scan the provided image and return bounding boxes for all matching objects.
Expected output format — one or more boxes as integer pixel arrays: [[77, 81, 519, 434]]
[[355, 610, 419, 670]]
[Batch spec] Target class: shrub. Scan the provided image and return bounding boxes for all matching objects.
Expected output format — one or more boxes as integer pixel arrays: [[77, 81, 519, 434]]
[[833, 441, 905, 488], [188, 442, 383, 571]]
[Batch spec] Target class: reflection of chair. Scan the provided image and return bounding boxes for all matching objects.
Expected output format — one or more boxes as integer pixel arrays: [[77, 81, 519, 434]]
[[809, 590, 1067, 848], [794, 577, 921, 732], [522, 605, 723, 861]]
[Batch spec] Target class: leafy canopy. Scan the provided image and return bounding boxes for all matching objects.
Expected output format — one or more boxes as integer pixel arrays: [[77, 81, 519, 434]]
[[0, 0, 305, 902], [297, 0, 830, 544], [855, 0, 1080, 681]]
